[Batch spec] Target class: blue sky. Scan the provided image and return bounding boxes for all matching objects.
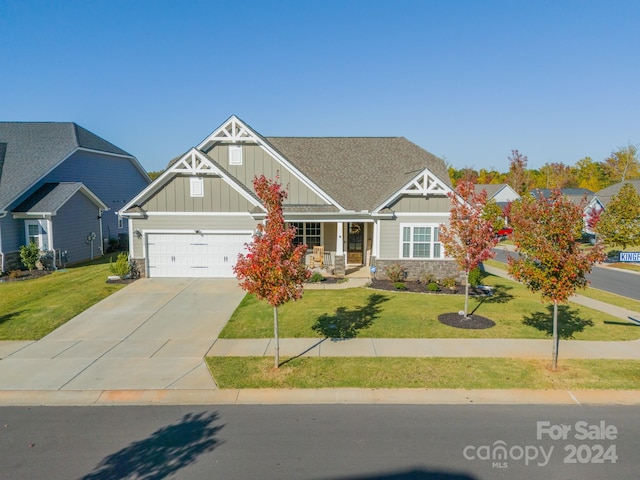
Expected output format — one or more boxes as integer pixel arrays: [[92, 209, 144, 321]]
[[2, 0, 639, 173]]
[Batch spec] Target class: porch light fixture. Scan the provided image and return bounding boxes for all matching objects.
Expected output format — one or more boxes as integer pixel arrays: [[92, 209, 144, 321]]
[[134, 229, 142, 239], [195, 229, 202, 235]]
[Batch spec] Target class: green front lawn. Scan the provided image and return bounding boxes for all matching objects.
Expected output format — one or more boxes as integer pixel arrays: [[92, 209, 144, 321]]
[[0, 256, 127, 340], [220, 274, 640, 341], [206, 357, 640, 390]]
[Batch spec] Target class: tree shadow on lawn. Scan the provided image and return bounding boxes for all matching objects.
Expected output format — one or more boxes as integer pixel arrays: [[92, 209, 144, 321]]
[[469, 284, 514, 316], [0, 311, 24, 327], [522, 305, 594, 339], [312, 293, 390, 339], [81, 411, 223, 480]]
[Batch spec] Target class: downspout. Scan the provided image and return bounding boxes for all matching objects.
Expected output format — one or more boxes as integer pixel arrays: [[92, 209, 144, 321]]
[[98, 209, 104, 256], [0, 211, 6, 272]]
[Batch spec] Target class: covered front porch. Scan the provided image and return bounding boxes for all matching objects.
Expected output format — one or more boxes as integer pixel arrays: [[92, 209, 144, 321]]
[[290, 220, 378, 277]]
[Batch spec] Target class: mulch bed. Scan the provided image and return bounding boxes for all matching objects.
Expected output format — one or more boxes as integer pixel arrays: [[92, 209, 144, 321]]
[[438, 312, 496, 329], [0, 269, 52, 282], [369, 278, 468, 295]]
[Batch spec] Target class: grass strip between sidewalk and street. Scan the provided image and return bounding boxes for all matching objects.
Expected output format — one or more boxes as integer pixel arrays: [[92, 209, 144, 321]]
[[206, 357, 640, 390]]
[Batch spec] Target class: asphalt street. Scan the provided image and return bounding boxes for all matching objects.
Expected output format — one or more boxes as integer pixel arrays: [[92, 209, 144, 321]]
[[491, 248, 640, 301], [2, 405, 638, 479]]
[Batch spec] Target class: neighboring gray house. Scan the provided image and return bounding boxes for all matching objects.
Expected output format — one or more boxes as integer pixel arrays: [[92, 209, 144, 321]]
[[473, 183, 520, 206], [121, 115, 458, 280], [594, 180, 640, 208], [0, 122, 151, 271]]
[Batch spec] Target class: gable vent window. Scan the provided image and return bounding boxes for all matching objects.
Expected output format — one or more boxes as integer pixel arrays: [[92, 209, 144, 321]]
[[190, 177, 204, 197], [229, 145, 243, 166]]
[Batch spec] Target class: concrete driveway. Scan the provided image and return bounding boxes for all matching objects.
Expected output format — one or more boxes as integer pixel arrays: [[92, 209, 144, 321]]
[[0, 278, 245, 391]]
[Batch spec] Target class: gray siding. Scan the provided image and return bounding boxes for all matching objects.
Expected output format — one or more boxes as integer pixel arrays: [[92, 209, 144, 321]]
[[130, 214, 257, 258], [0, 214, 22, 255], [378, 215, 450, 260], [142, 175, 253, 213], [206, 144, 328, 206], [42, 150, 150, 241], [389, 194, 451, 213], [52, 192, 103, 263]]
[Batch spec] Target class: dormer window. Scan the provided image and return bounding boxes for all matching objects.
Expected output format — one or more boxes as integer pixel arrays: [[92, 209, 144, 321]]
[[229, 145, 243, 165]]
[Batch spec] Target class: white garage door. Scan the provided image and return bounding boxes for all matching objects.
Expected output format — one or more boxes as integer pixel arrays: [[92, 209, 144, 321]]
[[146, 233, 250, 278]]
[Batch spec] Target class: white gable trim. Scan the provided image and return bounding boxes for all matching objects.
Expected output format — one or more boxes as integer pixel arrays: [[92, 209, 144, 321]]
[[198, 115, 345, 211], [373, 168, 453, 213], [120, 148, 264, 215], [197, 115, 257, 148]]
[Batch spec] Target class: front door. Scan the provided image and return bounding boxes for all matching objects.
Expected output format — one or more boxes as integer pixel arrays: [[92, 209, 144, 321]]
[[347, 222, 364, 264]]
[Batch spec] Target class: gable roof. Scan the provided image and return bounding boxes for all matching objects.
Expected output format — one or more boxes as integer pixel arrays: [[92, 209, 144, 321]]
[[0, 122, 136, 211], [595, 180, 640, 207], [12, 182, 108, 215], [474, 183, 514, 198], [265, 136, 451, 211]]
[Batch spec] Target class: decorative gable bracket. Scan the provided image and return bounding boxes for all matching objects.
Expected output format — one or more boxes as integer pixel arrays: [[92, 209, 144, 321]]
[[197, 115, 258, 151], [400, 170, 450, 196], [169, 150, 215, 174]]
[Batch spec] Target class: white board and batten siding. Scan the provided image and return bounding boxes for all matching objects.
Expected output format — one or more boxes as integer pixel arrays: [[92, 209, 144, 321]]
[[146, 232, 251, 277]]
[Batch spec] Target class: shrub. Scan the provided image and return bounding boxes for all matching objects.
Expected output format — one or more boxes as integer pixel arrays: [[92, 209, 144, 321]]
[[418, 271, 436, 285], [441, 277, 457, 289], [468, 267, 483, 287], [427, 281, 440, 292], [109, 252, 132, 278], [393, 281, 407, 291], [309, 271, 325, 283], [385, 263, 407, 282], [8, 270, 21, 279], [19, 242, 40, 271], [607, 250, 620, 260]]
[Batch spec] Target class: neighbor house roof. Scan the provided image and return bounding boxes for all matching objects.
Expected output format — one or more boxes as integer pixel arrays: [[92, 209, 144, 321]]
[[12, 182, 108, 215], [595, 180, 640, 207], [265, 137, 451, 211], [0, 122, 134, 211], [531, 188, 594, 206]]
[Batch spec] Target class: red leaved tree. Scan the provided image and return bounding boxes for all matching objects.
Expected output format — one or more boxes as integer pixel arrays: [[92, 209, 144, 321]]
[[508, 190, 605, 370], [234, 175, 310, 368], [439, 181, 499, 318]]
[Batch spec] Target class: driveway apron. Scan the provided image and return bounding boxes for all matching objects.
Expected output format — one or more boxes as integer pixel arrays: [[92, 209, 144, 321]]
[[0, 278, 245, 391]]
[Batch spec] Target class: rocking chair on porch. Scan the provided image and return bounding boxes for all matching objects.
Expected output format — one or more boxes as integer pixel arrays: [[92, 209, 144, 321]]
[[309, 245, 324, 268]]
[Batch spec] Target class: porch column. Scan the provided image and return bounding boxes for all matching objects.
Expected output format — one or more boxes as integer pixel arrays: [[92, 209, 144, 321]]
[[336, 222, 344, 255]]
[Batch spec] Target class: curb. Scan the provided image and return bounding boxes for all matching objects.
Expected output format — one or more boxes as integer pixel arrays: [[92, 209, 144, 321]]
[[0, 388, 638, 406]]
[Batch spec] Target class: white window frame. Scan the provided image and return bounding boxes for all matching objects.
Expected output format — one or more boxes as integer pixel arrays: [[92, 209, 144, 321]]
[[24, 219, 50, 250], [190, 176, 204, 197], [229, 145, 243, 166], [290, 222, 322, 249], [399, 223, 443, 259]]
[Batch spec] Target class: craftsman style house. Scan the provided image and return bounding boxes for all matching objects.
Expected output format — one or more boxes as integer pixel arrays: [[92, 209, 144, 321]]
[[121, 116, 458, 280], [0, 122, 150, 271]]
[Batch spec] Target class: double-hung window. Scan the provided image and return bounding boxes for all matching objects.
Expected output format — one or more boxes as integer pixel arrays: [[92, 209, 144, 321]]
[[401, 224, 442, 259], [290, 222, 321, 248], [25, 220, 49, 250]]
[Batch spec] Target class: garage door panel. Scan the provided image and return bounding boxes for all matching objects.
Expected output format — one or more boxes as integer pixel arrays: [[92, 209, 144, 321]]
[[146, 233, 249, 278]]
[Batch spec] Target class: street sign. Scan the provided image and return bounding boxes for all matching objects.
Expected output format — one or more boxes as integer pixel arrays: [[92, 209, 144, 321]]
[[619, 252, 640, 262]]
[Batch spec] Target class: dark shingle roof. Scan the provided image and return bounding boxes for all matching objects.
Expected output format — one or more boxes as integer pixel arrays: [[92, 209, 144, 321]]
[[0, 122, 132, 210], [265, 137, 450, 211], [13, 182, 103, 213]]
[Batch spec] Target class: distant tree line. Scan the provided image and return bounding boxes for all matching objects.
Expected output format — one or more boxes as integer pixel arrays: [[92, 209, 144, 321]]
[[448, 144, 640, 194]]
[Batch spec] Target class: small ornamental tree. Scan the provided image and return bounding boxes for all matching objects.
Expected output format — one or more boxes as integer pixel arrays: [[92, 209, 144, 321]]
[[439, 181, 499, 318], [595, 183, 640, 249], [233, 175, 310, 368], [508, 190, 605, 371]]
